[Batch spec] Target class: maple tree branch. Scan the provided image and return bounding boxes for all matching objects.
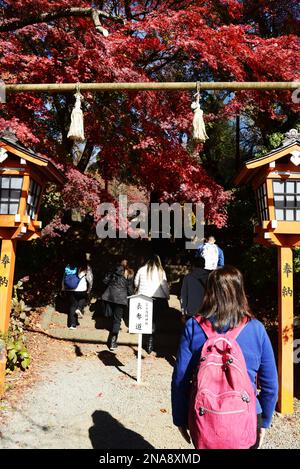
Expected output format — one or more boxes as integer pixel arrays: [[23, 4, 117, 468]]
[[76, 141, 95, 172], [0, 7, 124, 33], [91, 9, 109, 36], [124, 0, 133, 20]]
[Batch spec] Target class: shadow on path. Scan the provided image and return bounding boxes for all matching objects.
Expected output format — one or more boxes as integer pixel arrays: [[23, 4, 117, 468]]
[[89, 410, 154, 449], [73, 344, 84, 357], [97, 351, 137, 381]]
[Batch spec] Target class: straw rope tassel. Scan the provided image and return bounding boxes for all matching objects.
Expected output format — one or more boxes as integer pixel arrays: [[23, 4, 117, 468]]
[[191, 83, 208, 143], [67, 85, 85, 142]]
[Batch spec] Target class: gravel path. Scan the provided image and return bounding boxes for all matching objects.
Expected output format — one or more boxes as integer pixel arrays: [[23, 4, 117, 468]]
[[0, 342, 190, 449], [0, 334, 299, 449]]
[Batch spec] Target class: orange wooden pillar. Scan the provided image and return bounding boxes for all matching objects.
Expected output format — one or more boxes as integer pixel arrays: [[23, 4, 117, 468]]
[[0, 342, 5, 396], [0, 239, 17, 334], [277, 246, 294, 413]]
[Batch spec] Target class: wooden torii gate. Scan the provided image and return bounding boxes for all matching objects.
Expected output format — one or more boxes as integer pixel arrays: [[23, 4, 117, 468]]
[[1, 80, 299, 409]]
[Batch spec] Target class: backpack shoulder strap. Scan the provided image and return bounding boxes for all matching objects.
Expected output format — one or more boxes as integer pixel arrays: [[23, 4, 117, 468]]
[[224, 316, 249, 341], [194, 315, 218, 339]]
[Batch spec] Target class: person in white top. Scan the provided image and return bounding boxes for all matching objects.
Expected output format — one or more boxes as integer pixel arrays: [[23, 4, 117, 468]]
[[196, 236, 224, 271], [62, 254, 93, 329], [134, 254, 169, 353]]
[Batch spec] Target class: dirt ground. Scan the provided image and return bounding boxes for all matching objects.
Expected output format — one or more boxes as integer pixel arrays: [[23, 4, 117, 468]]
[[0, 330, 190, 449], [0, 319, 299, 449]]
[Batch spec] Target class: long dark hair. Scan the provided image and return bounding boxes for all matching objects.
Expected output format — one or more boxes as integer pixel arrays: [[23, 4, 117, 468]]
[[67, 251, 87, 272], [121, 259, 134, 278], [198, 265, 253, 329], [146, 254, 164, 279]]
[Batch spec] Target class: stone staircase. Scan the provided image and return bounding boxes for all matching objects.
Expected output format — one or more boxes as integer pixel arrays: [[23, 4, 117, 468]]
[[40, 294, 183, 354]]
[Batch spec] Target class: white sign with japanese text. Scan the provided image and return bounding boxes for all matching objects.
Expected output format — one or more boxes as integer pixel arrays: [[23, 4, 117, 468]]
[[128, 294, 153, 334]]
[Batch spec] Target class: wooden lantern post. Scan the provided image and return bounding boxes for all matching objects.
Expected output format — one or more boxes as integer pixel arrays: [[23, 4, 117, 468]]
[[277, 246, 294, 412], [0, 132, 65, 395], [235, 129, 300, 414], [0, 239, 16, 333]]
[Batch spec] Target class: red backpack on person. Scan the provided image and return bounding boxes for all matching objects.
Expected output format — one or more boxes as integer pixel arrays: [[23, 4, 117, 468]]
[[188, 316, 257, 449]]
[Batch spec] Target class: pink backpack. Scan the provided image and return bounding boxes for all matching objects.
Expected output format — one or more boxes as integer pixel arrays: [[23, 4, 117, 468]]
[[188, 316, 257, 449]]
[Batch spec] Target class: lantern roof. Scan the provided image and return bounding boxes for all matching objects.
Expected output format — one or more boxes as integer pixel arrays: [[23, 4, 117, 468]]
[[235, 128, 300, 186], [0, 131, 66, 186]]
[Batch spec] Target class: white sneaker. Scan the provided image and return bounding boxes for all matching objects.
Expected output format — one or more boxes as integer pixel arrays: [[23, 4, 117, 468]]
[[68, 326, 76, 330], [75, 309, 83, 319]]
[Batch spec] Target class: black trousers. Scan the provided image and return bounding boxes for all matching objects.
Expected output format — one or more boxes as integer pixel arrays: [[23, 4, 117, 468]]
[[68, 291, 87, 327], [110, 303, 126, 335], [152, 297, 168, 333], [143, 297, 168, 349], [250, 414, 262, 449]]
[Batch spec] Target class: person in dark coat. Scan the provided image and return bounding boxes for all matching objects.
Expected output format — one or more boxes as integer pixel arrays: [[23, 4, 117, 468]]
[[180, 256, 210, 319], [102, 259, 134, 350]]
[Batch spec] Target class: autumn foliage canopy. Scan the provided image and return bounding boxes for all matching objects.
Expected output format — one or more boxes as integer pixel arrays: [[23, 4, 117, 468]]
[[0, 1, 299, 235]]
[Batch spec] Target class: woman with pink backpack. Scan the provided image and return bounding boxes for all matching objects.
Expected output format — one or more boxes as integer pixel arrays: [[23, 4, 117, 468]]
[[171, 266, 278, 449]]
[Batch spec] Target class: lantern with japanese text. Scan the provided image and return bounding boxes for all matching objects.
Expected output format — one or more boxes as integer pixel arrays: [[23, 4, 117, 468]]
[[0, 131, 65, 333], [235, 128, 300, 414]]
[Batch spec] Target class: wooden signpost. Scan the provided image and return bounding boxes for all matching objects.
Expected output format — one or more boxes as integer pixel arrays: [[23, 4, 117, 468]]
[[235, 128, 300, 414], [128, 294, 153, 384]]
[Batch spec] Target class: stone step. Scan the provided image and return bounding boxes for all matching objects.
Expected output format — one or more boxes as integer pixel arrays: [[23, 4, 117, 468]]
[[40, 296, 183, 349]]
